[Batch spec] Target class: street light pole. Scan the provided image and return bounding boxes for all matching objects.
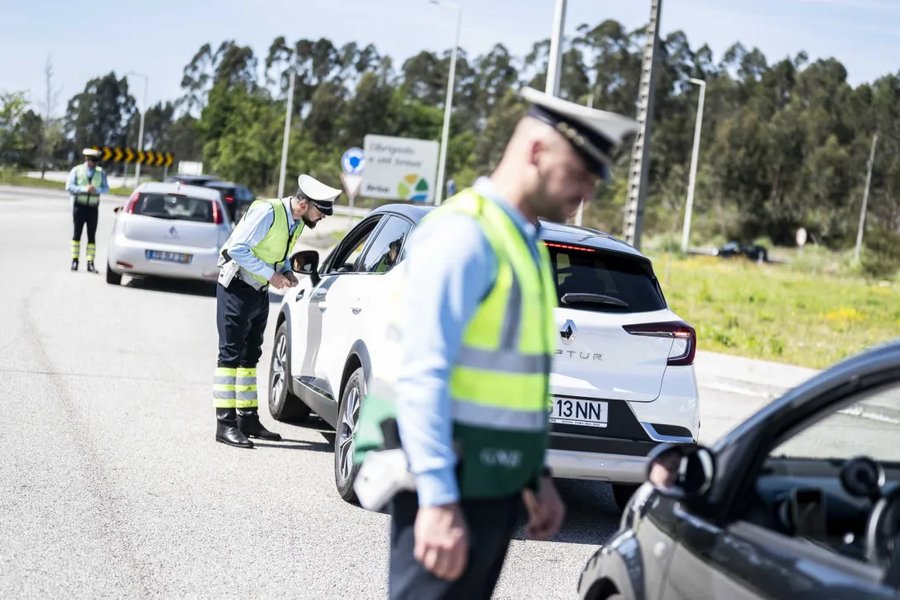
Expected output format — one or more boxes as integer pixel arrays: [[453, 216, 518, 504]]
[[431, 0, 461, 206], [681, 77, 706, 253], [546, 0, 567, 96], [277, 70, 297, 199], [128, 72, 148, 185]]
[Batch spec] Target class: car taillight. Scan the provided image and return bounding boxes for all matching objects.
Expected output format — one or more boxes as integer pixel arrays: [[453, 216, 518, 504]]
[[623, 321, 696, 366], [224, 195, 234, 204], [212, 201, 222, 224], [125, 191, 140, 214]]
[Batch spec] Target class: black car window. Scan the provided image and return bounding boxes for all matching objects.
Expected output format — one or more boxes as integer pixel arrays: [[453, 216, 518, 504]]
[[360, 216, 413, 274], [133, 193, 217, 223], [324, 217, 381, 274], [770, 383, 900, 463], [545, 242, 666, 313]]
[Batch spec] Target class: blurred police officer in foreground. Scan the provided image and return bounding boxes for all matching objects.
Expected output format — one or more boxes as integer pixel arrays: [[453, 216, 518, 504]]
[[213, 175, 339, 449], [65, 148, 109, 272], [355, 88, 637, 598]]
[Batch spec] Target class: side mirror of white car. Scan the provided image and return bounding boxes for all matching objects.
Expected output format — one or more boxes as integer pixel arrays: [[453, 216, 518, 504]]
[[291, 250, 321, 286]]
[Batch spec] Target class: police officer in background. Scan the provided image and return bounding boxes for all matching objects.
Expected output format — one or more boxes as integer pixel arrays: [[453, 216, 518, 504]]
[[65, 148, 109, 272], [357, 88, 637, 598], [213, 174, 340, 448]]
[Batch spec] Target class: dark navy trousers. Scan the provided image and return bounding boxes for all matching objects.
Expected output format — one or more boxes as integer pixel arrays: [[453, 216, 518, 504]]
[[216, 279, 269, 369], [389, 491, 521, 600]]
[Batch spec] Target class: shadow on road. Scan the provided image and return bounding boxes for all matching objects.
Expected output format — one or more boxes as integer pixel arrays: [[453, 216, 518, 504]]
[[512, 478, 621, 547], [123, 275, 217, 297], [253, 438, 333, 452]]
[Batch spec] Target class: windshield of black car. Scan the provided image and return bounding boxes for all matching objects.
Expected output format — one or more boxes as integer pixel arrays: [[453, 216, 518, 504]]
[[546, 243, 666, 313], [134, 193, 216, 223]]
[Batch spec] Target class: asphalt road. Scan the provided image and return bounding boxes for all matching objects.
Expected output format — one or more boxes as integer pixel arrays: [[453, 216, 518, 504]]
[[0, 185, 776, 599]]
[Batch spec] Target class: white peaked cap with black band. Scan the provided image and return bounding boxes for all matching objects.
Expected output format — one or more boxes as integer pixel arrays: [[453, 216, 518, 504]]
[[520, 87, 638, 180], [297, 174, 341, 216], [82, 148, 102, 158]]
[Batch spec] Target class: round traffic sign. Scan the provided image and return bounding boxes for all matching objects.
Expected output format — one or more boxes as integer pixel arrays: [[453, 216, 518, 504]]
[[341, 147, 365, 175]]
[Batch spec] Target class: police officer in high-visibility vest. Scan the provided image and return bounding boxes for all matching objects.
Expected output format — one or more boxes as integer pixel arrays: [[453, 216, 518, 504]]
[[65, 148, 110, 272], [354, 88, 637, 598], [213, 174, 340, 448]]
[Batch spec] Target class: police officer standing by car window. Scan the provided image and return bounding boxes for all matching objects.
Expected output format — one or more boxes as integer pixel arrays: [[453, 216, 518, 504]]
[[355, 88, 637, 598], [213, 174, 340, 449], [65, 148, 109, 272]]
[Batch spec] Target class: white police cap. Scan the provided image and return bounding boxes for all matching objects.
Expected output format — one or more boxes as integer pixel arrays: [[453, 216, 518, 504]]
[[82, 148, 102, 159], [520, 87, 638, 179], [297, 174, 341, 215]]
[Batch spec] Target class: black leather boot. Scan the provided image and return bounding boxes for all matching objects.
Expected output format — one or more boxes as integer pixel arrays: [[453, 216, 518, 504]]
[[86, 261, 97, 273], [71, 259, 79, 271], [237, 408, 282, 441], [216, 408, 253, 448]]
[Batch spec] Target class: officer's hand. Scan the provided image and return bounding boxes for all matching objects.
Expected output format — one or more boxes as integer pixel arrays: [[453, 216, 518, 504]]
[[522, 476, 565, 541], [414, 503, 468, 581], [284, 271, 299, 286], [268, 272, 291, 289], [86, 185, 97, 193]]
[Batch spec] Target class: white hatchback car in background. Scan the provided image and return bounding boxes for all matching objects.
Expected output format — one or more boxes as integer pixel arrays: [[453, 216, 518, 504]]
[[270, 204, 700, 509], [106, 182, 233, 285]]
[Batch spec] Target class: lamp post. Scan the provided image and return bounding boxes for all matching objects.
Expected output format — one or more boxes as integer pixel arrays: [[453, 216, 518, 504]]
[[681, 77, 706, 253], [430, 0, 461, 206], [277, 70, 297, 199], [127, 72, 148, 185], [546, 0, 567, 97]]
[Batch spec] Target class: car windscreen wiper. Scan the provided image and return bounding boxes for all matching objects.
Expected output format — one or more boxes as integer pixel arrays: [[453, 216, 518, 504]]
[[561, 293, 630, 308]]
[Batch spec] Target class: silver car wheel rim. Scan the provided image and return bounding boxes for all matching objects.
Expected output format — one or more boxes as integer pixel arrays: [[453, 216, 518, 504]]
[[271, 334, 287, 402], [338, 386, 361, 481]]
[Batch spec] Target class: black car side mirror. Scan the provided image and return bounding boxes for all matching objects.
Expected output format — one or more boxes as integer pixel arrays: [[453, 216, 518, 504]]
[[291, 250, 320, 286], [646, 443, 715, 499]]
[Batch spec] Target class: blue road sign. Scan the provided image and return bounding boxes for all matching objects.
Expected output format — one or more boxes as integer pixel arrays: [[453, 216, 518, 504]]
[[341, 147, 365, 174]]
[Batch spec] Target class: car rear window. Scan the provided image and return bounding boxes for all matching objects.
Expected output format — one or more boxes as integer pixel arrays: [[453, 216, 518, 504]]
[[134, 193, 216, 223], [545, 242, 666, 313]]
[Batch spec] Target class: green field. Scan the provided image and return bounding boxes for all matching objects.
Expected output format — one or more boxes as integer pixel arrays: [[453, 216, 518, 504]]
[[652, 254, 900, 369]]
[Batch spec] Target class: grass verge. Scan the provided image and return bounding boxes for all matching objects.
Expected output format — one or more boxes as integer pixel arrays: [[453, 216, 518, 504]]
[[652, 253, 900, 369], [0, 169, 131, 197]]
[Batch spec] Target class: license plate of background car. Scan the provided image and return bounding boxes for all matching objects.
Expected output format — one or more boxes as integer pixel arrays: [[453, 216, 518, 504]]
[[549, 398, 609, 428], [145, 250, 192, 264]]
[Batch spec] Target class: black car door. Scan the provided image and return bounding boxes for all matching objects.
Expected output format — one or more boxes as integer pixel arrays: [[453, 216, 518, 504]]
[[662, 381, 900, 599]]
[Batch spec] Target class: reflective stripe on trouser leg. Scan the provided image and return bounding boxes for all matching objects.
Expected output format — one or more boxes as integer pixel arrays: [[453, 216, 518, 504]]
[[86, 243, 96, 261], [71, 240, 80, 259], [213, 366, 237, 409], [235, 367, 258, 409]]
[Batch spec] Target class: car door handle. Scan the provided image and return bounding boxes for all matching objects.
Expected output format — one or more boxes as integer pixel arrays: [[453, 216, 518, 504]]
[[351, 306, 362, 314], [295, 289, 305, 301]]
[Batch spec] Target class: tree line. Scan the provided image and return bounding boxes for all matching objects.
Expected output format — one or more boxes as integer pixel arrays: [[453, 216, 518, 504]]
[[2, 19, 899, 253]]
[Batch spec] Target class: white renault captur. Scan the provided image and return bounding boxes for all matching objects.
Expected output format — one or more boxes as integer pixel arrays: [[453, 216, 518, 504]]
[[269, 204, 699, 509]]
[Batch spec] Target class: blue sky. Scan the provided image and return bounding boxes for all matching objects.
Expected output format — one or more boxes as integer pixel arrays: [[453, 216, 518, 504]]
[[2, 0, 899, 115]]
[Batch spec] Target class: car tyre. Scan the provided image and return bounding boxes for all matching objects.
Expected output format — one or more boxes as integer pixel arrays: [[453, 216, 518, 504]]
[[612, 484, 639, 512], [268, 321, 311, 423], [334, 366, 364, 503], [105, 263, 122, 285]]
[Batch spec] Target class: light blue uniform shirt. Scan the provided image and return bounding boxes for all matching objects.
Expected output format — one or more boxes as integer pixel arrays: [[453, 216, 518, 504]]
[[227, 198, 299, 282], [395, 177, 543, 506], [65, 165, 109, 197]]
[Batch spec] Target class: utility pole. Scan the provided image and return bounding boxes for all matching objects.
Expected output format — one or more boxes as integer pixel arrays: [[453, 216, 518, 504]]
[[681, 78, 706, 253], [623, 0, 663, 250], [41, 56, 54, 179], [854, 132, 878, 262], [277, 70, 296, 199]]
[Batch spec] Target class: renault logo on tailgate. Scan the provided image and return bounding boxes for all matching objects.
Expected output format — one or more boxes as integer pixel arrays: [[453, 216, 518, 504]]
[[560, 320, 576, 345]]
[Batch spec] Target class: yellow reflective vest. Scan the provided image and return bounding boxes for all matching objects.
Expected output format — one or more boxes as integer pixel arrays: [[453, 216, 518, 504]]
[[355, 189, 557, 498]]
